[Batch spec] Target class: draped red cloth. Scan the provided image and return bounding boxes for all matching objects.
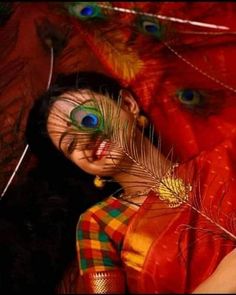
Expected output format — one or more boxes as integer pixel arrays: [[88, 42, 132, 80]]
[[122, 138, 236, 293], [1, 3, 236, 191]]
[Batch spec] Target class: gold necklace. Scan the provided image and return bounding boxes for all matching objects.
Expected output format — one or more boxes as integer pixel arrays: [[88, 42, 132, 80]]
[[118, 188, 151, 201]]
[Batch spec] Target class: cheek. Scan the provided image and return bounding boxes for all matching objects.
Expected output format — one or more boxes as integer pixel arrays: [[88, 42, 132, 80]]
[[118, 112, 136, 135], [69, 150, 84, 166], [69, 150, 96, 175], [120, 110, 133, 121]]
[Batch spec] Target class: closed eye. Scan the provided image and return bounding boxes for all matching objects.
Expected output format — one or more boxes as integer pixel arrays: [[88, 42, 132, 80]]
[[67, 137, 78, 154]]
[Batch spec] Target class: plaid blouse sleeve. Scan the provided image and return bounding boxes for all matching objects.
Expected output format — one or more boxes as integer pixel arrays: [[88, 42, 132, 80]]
[[76, 196, 137, 275]]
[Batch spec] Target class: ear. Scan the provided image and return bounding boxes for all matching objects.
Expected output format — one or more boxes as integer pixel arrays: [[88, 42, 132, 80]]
[[119, 89, 140, 116]]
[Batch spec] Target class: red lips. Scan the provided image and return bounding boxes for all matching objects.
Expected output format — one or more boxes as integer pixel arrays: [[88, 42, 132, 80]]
[[93, 139, 110, 160]]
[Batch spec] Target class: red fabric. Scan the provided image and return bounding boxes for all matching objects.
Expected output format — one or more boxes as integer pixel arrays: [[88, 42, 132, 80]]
[[65, 2, 236, 161], [2, 2, 236, 189], [1, 3, 236, 292], [122, 139, 236, 293]]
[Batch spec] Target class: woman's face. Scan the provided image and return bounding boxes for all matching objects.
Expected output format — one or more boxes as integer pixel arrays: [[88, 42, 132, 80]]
[[47, 89, 139, 177]]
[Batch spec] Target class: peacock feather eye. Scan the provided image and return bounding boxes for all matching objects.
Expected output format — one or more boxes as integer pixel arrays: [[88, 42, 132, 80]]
[[176, 89, 202, 106], [70, 104, 104, 132], [137, 17, 165, 40], [66, 2, 104, 20]]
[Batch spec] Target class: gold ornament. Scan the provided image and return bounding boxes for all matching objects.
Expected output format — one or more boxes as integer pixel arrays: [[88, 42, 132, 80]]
[[156, 176, 192, 208], [137, 115, 149, 129], [94, 175, 105, 188]]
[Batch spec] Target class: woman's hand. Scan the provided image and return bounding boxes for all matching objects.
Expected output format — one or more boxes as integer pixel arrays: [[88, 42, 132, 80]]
[[192, 249, 236, 294]]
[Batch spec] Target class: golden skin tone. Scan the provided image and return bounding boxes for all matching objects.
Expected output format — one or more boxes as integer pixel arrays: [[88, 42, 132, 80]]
[[192, 249, 236, 293]]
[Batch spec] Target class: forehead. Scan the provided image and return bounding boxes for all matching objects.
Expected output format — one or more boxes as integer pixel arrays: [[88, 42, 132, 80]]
[[53, 89, 103, 109], [48, 89, 118, 125], [47, 88, 119, 147], [47, 89, 101, 145], [49, 88, 118, 118]]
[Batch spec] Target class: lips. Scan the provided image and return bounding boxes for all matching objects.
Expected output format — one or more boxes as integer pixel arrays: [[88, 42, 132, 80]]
[[93, 139, 110, 160]]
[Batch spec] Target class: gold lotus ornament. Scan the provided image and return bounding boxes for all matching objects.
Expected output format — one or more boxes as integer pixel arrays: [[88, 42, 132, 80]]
[[156, 176, 192, 208]]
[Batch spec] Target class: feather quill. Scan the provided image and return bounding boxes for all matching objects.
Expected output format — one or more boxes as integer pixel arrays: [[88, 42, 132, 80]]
[[104, 96, 236, 241], [71, 16, 143, 81], [50, 90, 236, 242]]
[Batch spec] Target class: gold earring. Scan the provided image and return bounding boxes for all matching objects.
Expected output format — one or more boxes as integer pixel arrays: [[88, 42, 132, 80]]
[[137, 115, 149, 129], [94, 176, 105, 188]]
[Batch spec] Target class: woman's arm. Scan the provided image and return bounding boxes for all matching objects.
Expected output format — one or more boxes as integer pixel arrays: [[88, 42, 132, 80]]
[[192, 249, 236, 294], [74, 197, 136, 294], [76, 210, 126, 293]]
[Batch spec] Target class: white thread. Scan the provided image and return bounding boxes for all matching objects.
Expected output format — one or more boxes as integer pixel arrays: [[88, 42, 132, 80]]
[[0, 47, 54, 199], [98, 4, 230, 31], [98, 3, 236, 93], [164, 41, 236, 94]]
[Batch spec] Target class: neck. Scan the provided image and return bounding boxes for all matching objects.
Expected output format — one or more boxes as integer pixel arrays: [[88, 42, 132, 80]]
[[113, 132, 173, 197]]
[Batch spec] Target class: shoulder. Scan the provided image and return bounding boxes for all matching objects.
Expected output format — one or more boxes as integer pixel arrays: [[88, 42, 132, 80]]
[[79, 196, 126, 222], [77, 196, 136, 230]]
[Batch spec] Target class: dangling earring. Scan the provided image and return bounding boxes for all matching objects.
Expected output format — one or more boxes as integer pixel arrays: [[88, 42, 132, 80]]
[[94, 175, 105, 188], [137, 115, 149, 129]]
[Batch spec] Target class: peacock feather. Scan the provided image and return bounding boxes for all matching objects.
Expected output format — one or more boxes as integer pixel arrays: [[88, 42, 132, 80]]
[[1, 3, 236, 248], [47, 87, 236, 243], [65, 2, 144, 81]]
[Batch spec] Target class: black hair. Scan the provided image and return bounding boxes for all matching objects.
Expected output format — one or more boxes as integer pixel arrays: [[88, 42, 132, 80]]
[[0, 71, 126, 293], [25, 71, 125, 198]]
